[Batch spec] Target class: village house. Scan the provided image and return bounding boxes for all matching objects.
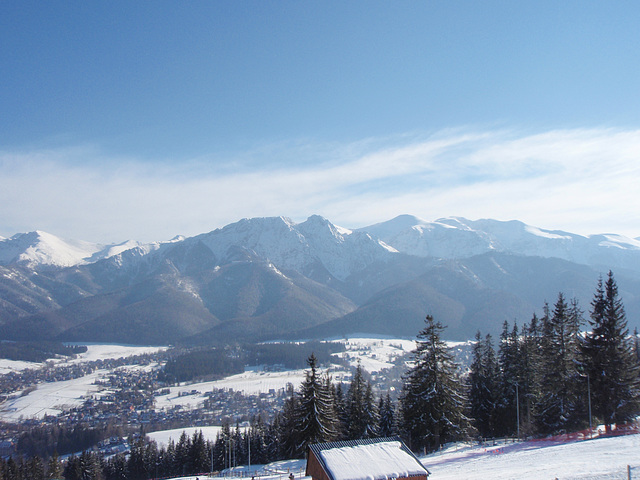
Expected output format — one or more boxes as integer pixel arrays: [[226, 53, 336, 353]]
[[306, 437, 430, 480]]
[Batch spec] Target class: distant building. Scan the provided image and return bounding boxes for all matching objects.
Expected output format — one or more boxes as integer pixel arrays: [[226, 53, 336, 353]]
[[306, 437, 430, 480]]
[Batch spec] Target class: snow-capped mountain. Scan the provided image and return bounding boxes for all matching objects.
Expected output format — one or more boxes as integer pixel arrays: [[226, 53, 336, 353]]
[[0, 230, 144, 268], [359, 215, 640, 272], [192, 215, 395, 281], [1, 215, 640, 344]]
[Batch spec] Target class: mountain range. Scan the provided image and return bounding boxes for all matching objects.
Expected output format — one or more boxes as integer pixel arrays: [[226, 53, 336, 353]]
[[1, 215, 639, 344]]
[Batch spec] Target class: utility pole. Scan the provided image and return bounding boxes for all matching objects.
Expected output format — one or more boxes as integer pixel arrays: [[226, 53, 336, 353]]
[[587, 373, 593, 438], [516, 383, 520, 440]]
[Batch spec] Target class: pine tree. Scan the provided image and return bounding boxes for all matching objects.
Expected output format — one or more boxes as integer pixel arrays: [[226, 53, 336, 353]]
[[535, 293, 585, 434], [497, 322, 520, 437], [47, 452, 63, 480], [401, 315, 468, 452], [64, 455, 82, 480], [345, 363, 374, 440], [518, 316, 543, 436], [294, 354, 339, 456], [468, 331, 500, 439], [581, 272, 640, 432], [378, 392, 396, 437], [362, 382, 380, 438], [26, 456, 45, 480], [189, 431, 209, 474], [334, 383, 348, 439], [277, 384, 300, 460]]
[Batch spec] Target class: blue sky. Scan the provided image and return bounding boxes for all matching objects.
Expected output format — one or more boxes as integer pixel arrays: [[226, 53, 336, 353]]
[[2, 1, 640, 243]]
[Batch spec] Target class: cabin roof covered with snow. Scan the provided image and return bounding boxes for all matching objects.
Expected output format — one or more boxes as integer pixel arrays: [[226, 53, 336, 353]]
[[307, 437, 430, 480]]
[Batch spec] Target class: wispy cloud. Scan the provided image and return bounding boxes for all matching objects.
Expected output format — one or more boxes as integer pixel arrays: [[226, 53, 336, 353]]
[[1, 127, 639, 243]]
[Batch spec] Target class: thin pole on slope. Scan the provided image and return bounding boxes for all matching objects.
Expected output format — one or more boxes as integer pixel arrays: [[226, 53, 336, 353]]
[[516, 383, 520, 440], [588, 374, 593, 438]]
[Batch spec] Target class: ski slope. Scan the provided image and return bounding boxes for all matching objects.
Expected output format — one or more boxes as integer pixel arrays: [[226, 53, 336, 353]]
[[161, 433, 640, 480], [420, 434, 640, 479]]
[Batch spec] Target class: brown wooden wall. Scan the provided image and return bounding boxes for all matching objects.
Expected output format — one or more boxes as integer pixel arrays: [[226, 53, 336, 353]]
[[306, 451, 331, 480]]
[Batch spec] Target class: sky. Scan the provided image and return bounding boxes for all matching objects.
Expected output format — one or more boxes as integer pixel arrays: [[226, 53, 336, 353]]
[[2, 1, 640, 243]]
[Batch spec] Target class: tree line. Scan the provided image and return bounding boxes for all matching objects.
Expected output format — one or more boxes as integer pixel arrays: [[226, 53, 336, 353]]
[[0, 341, 87, 363], [467, 271, 640, 441], [158, 341, 345, 384]]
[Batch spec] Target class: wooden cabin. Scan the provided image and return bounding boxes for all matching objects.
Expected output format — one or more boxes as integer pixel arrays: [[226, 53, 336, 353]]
[[306, 437, 430, 480]]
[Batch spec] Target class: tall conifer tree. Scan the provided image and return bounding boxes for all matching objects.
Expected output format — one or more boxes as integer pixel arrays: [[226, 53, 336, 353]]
[[468, 332, 500, 438], [535, 293, 584, 434], [581, 272, 640, 432], [294, 353, 339, 456], [401, 315, 468, 452]]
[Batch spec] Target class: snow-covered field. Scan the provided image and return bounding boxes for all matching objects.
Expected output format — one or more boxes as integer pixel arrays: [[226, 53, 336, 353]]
[[420, 434, 640, 480], [60, 344, 167, 364], [153, 433, 640, 480], [0, 370, 106, 422], [0, 358, 43, 374], [154, 369, 311, 410], [0, 344, 166, 422], [0, 338, 464, 421], [332, 337, 416, 373]]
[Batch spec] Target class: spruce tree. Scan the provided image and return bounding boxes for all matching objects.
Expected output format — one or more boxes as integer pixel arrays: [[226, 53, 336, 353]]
[[47, 452, 63, 480], [581, 272, 640, 432], [468, 331, 500, 439], [378, 392, 396, 437], [518, 316, 543, 436], [401, 315, 468, 452], [497, 322, 520, 437], [345, 363, 378, 439], [277, 384, 300, 459], [535, 293, 584, 434], [294, 353, 339, 456]]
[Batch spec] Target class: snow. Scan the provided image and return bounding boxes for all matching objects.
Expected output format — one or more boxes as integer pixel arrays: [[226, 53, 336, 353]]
[[332, 337, 416, 373], [147, 426, 247, 447], [60, 344, 167, 364], [0, 370, 105, 422], [165, 433, 640, 480], [0, 344, 168, 422], [154, 369, 310, 410], [420, 434, 640, 480], [525, 224, 573, 240], [319, 441, 429, 480], [0, 359, 43, 374]]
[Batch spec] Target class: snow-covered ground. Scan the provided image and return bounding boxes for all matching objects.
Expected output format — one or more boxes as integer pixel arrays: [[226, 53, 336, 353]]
[[0, 358, 43, 374], [0, 338, 462, 421], [60, 343, 167, 364], [420, 434, 640, 480], [332, 337, 416, 373], [0, 370, 106, 422], [151, 433, 640, 480], [0, 344, 166, 422], [154, 369, 312, 411]]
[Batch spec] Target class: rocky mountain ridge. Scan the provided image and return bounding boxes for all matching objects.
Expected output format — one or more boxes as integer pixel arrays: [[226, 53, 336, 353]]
[[1, 215, 639, 344]]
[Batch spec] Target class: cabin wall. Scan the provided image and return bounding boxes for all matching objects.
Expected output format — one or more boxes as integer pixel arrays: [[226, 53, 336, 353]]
[[306, 452, 331, 480]]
